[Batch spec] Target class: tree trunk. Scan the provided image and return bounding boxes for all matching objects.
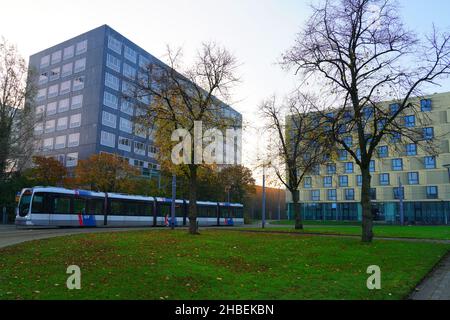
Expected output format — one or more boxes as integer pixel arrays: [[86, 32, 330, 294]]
[[188, 165, 200, 235], [361, 166, 373, 243], [292, 190, 303, 230]]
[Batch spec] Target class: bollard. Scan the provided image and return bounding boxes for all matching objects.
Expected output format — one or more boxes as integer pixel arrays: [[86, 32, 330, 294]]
[[2, 207, 7, 225]]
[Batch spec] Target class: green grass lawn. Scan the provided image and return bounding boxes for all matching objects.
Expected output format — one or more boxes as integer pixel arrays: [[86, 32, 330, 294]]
[[263, 221, 450, 240], [0, 230, 448, 300]]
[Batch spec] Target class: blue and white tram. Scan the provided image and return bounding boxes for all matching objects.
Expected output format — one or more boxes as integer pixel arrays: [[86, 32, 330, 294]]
[[15, 187, 244, 227]]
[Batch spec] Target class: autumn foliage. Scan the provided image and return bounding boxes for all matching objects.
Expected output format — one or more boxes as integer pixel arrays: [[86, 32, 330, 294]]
[[27, 156, 68, 186]]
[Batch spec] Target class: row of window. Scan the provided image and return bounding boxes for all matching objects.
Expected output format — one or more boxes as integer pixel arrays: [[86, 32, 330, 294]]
[[100, 131, 158, 156], [37, 77, 85, 101], [309, 186, 439, 201], [38, 133, 80, 152], [108, 36, 151, 68], [39, 58, 86, 84], [104, 73, 150, 106], [101, 111, 150, 138], [35, 114, 81, 134], [40, 40, 87, 68], [106, 54, 138, 80], [321, 171, 422, 188], [36, 95, 83, 118]]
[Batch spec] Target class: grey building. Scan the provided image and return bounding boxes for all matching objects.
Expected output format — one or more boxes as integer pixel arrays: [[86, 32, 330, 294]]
[[28, 25, 242, 177]]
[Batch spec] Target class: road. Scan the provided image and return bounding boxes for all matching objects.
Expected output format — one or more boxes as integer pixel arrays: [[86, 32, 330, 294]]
[[0, 225, 155, 249]]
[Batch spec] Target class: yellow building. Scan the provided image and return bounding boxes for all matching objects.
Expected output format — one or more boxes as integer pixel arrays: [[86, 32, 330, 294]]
[[286, 92, 450, 224]]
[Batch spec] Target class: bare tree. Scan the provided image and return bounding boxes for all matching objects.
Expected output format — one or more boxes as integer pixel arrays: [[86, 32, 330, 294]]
[[259, 91, 335, 229], [132, 42, 240, 235], [0, 37, 36, 182], [283, 0, 450, 242]]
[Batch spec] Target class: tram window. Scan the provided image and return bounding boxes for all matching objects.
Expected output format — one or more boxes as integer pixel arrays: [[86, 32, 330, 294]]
[[31, 193, 47, 214], [110, 200, 122, 215], [73, 198, 87, 214], [53, 196, 71, 214], [88, 199, 103, 215]]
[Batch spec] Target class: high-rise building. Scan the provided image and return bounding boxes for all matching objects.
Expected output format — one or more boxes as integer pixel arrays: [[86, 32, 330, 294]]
[[28, 25, 242, 178], [286, 92, 450, 225]]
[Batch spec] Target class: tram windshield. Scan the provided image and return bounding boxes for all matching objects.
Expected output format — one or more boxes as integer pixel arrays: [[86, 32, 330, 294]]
[[18, 191, 32, 217]]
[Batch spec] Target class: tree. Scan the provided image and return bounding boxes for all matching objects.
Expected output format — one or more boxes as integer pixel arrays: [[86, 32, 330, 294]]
[[26, 156, 68, 186], [283, 0, 450, 242], [74, 153, 141, 193], [259, 91, 335, 229], [133, 43, 240, 235], [0, 37, 36, 181], [218, 165, 256, 204]]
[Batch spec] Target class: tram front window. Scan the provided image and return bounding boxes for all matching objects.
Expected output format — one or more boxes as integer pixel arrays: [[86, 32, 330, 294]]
[[18, 193, 32, 217]]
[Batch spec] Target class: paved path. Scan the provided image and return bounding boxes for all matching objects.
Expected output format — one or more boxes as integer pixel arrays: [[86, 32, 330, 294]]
[[409, 253, 450, 300], [0, 225, 157, 249]]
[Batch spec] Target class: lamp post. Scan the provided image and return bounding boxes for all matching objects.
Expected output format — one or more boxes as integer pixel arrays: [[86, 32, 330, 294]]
[[262, 164, 266, 229], [171, 173, 176, 230]]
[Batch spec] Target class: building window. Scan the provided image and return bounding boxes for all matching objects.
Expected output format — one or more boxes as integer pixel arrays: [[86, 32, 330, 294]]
[[369, 160, 376, 173], [392, 159, 403, 171], [391, 132, 401, 143], [60, 80, 71, 95], [120, 100, 134, 116], [311, 164, 320, 175], [48, 84, 59, 98], [311, 190, 320, 202], [379, 173, 390, 186], [63, 45, 74, 60], [122, 81, 135, 96], [71, 95, 83, 110], [105, 72, 120, 91], [61, 63, 73, 78], [55, 135, 66, 150], [39, 72, 48, 85], [100, 131, 116, 148], [148, 145, 157, 155], [68, 133, 80, 147], [406, 143, 417, 156], [69, 114, 81, 128], [139, 55, 150, 68], [74, 58, 86, 73], [370, 188, 377, 200], [40, 55, 50, 68], [134, 141, 146, 155], [106, 54, 121, 72], [102, 111, 117, 128], [327, 164, 336, 175], [46, 102, 57, 116], [339, 176, 349, 187], [124, 46, 137, 64], [327, 189, 337, 201], [363, 107, 373, 119], [58, 98, 70, 113], [389, 103, 400, 115], [424, 156, 436, 169], [357, 175, 362, 187], [34, 122, 44, 135], [404, 115, 415, 128], [338, 150, 348, 161], [393, 187, 405, 200], [423, 127, 434, 140], [304, 177, 312, 189], [49, 67, 60, 81], [108, 36, 122, 55], [343, 136, 353, 148], [104, 91, 118, 109], [119, 117, 132, 134], [57, 117, 68, 131], [43, 137, 54, 151], [421, 99, 432, 112], [344, 162, 354, 174], [134, 124, 147, 138], [408, 172, 419, 185], [378, 146, 388, 158], [118, 136, 131, 152], [123, 63, 136, 80], [51, 50, 62, 65], [76, 40, 88, 55], [36, 105, 45, 117], [426, 186, 438, 199], [345, 189, 355, 201], [73, 76, 85, 91], [66, 153, 78, 167], [324, 176, 333, 188]]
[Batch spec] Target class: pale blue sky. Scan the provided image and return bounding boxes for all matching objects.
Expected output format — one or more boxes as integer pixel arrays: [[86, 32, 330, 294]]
[[1, 0, 450, 182]]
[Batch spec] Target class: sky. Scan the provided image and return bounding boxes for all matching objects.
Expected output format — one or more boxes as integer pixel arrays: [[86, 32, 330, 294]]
[[1, 0, 450, 185]]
